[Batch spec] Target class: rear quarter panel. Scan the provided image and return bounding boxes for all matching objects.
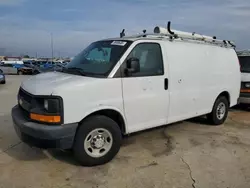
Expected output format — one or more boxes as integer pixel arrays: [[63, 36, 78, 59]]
[[195, 46, 240, 110], [166, 41, 240, 123]]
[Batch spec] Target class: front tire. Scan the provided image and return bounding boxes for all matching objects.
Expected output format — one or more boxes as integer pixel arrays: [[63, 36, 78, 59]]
[[73, 115, 122, 166], [207, 96, 229, 125], [33, 70, 40, 75]]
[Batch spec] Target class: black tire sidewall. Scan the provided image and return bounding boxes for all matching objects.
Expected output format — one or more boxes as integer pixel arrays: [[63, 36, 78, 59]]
[[209, 96, 229, 125], [73, 115, 122, 166]]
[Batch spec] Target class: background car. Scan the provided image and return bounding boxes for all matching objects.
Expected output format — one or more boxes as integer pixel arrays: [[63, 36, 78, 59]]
[[0, 69, 6, 84], [0, 63, 33, 75]]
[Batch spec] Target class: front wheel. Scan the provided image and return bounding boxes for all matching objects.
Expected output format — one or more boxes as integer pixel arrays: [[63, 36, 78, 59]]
[[33, 70, 40, 75], [73, 115, 122, 166], [207, 96, 229, 125]]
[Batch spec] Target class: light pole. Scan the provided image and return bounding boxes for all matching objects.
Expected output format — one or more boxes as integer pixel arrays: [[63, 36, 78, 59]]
[[51, 32, 54, 61]]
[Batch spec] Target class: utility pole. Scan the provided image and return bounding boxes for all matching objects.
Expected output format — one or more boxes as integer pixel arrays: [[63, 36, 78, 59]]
[[51, 33, 54, 62]]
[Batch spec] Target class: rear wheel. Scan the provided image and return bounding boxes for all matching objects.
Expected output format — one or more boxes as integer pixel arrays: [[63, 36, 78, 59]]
[[207, 96, 229, 125], [73, 115, 122, 166], [17, 70, 23, 75]]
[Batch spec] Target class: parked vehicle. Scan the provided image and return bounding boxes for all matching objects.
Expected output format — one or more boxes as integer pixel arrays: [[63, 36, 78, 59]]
[[23, 61, 35, 68], [0, 69, 5, 84], [11, 22, 240, 166], [238, 54, 250, 105], [2, 60, 23, 65], [0, 63, 33, 75]]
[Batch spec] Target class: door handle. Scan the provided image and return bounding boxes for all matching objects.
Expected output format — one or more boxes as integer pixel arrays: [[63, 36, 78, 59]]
[[164, 78, 168, 90]]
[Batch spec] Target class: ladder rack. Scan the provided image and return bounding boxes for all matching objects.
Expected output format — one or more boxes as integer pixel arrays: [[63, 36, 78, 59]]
[[120, 21, 236, 48]]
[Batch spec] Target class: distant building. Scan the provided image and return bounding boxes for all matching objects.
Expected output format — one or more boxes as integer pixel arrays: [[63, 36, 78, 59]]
[[0, 56, 5, 61], [5, 56, 21, 61]]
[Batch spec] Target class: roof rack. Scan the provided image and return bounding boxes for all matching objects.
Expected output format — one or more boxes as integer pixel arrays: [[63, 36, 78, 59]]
[[120, 21, 236, 48]]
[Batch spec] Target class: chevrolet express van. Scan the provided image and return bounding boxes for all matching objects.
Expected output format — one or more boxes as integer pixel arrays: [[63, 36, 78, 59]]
[[11, 22, 241, 166]]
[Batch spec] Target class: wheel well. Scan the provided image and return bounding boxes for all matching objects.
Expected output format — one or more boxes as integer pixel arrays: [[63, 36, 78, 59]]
[[79, 109, 126, 135], [218, 91, 230, 106]]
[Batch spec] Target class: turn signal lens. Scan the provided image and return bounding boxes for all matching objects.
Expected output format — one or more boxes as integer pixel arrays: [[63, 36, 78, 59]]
[[30, 113, 61, 123], [241, 89, 250, 93]]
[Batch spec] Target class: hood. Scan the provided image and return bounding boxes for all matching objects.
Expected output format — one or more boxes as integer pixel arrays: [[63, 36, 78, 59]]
[[241, 72, 250, 82], [21, 72, 97, 95]]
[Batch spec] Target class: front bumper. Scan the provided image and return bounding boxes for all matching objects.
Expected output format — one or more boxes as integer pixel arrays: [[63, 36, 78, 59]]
[[11, 105, 78, 149], [239, 97, 250, 104], [239, 93, 250, 104]]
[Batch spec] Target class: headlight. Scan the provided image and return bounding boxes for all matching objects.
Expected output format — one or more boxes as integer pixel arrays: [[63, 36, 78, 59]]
[[245, 83, 250, 88], [44, 99, 49, 110], [30, 97, 63, 124], [43, 98, 60, 113]]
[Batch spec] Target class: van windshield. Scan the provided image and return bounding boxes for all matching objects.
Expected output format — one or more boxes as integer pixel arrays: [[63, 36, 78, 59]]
[[65, 40, 132, 77], [239, 56, 250, 73]]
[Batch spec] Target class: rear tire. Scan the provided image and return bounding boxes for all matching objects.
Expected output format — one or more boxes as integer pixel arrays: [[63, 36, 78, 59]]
[[73, 115, 122, 166], [207, 96, 229, 125], [17, 71, 23, 75]]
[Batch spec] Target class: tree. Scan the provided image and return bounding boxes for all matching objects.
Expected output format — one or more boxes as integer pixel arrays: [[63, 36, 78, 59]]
[[23, 55, 30, 58]]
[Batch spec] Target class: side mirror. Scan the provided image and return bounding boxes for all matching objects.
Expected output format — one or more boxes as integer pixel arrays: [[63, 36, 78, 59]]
[[125, 57, 140, 75]]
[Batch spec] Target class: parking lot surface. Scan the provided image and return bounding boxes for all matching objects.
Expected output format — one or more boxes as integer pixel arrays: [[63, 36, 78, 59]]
[[0, 75, 250, 188]]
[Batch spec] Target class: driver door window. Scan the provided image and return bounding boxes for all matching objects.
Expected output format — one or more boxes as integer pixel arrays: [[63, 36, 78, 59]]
[[126, 43, 164, 77]]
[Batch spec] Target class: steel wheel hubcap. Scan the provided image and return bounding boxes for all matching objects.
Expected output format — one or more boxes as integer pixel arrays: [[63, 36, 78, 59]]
[[216, 102, 226, 120], [84, 128, 113, 158]]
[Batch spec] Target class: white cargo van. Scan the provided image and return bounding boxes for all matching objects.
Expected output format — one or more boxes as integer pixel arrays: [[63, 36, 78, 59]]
[[12, 22, 241, 166], [238, 53, 250, 105]]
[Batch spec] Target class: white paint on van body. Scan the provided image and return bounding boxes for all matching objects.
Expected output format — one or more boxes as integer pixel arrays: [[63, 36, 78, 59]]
[[19, 37, 241, 134]]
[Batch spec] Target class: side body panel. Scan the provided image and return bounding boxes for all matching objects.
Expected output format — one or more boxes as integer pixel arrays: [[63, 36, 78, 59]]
[[165, 40, 240, 124]]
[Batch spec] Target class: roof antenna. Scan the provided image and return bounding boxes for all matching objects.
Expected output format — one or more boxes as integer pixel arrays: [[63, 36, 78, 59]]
[[120, 29, 125, 38]]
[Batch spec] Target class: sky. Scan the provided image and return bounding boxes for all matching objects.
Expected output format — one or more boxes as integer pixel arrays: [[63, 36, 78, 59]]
[[0, 0, 249, 57]]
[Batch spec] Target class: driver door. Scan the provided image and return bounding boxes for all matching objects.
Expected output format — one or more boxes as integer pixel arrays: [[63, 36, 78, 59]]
[[120, 42, 170, 133]]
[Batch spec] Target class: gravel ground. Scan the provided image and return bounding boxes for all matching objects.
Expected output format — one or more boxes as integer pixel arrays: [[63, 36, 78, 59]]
[[0, 75, 250, 188]]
